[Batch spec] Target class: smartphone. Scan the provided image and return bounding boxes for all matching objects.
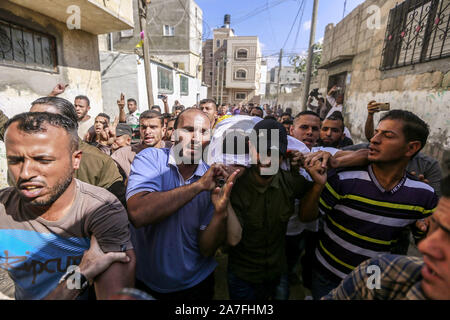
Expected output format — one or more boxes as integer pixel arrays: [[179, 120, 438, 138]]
[[158, 94, 165, 99], [378, 103, 390, 111]]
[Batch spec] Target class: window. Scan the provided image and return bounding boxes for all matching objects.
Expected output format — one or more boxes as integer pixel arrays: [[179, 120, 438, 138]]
[[217, 40, 221, 47], [235, 69, 247, 79], [120, 29, 134, 38], [209, 71, 213, 76], [210, 53, 213, 57], [0, 19, 57, 71], [163, 25, 175, 36], [381, 0, 450, 70], [223, 39, 228, 47], [180, 75, 189, 96], [235, 92, 246, 100], [157, 66, 173, 93], [236, 49, 248, 59]]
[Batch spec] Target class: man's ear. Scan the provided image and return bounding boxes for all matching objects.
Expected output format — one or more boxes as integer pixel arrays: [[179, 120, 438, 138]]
[[72, 150, 83, 170], [405, 141, 422, 158]]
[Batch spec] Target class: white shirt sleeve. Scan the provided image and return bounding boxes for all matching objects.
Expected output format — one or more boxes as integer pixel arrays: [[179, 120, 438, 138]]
[[326, 95, 337, 108]]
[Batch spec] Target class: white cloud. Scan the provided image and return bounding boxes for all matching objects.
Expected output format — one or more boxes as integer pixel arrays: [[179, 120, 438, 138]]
[[303, 20, 311, 30], [317, 37, 324, 44]]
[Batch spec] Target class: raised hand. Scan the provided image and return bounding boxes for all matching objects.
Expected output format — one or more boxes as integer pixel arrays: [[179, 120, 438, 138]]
[[197, 164, 230, 191], [211, 169, 240, 214], [49, 83, 68, 97], [117, 93, 125, 110], [367, 100, 382, 115]]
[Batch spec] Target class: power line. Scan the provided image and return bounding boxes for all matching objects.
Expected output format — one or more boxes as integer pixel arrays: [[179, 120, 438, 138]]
[[291, 0, 306, 54], [233, 0, 291, 25], [281, 2, 303, 49]]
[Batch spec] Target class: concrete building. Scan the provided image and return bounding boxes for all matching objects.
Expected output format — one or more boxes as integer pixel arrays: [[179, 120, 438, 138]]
[[0, 0, 134, 188], [202, 15, 263, 105], [266, 66, 304, 97], [317, 0, 450, 174], [110, 0, 202, 79], [100, 51, 207, 118]]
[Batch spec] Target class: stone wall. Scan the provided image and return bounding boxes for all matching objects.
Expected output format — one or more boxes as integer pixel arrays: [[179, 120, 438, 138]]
[[318, 0, 450, 175]]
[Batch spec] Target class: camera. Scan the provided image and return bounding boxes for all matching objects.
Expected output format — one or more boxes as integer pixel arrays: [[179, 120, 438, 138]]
[[157, 94, 165, 99], [309, 88, 320, 98]]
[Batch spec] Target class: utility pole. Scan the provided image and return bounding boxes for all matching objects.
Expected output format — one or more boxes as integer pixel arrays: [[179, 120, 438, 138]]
[[302, 0, 319, 111], [275, 48, 283, 108], [216, 56, 221, 104], [220, 55, 226, 105], [138, 0, 155, 109]]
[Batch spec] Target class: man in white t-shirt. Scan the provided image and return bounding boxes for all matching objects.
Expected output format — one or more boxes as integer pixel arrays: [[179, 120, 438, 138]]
[[74, 95, 95, 140]]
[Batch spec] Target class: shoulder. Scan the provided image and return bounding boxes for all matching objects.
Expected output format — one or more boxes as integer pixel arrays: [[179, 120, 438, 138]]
[[76, 179, 121, 208], [135, 146, 169, 160], [404, 173, 436, 194], [111, 146, 132, 159], [0, 187, 18, 208], [328, 166, 371, 181]]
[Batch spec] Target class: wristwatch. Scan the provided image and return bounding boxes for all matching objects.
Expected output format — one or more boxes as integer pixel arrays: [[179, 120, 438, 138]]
[[59, 268, 90, 293]]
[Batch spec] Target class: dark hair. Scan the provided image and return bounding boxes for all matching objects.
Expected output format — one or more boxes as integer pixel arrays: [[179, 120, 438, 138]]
[[281, 112, 291, 118], [325, 111, 345, 131], [74, 95, 90, 106], [96, 113, 110, 122], [222, 131, 250, 155], [173, 108, 208, 129], [294, 110, 320, 124], [127, 98, 137, 105], [285, 107, 293, 115], [380, 109, 429, 156], [442, 175, 450, 198], [162, 113, 172, 119], [282, 119, 293, 125], [140, 110, 163, 126], [151, 105, 161, 112], [199, 99, 218, 110], [264, 115, 277, 121], [175, 105, 184, 111], [5, 112, 79, 151], [31, 97, 78, 127]]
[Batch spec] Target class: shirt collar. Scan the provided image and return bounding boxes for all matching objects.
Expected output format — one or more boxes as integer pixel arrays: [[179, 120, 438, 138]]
[[368, 165, 407, 194], [168, 147, 208, 178], [247, 168, 281, 194]]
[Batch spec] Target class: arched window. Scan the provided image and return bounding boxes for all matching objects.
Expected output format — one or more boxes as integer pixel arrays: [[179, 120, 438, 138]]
[[235, 69, 247, 79], [236, 49, 248, 59]]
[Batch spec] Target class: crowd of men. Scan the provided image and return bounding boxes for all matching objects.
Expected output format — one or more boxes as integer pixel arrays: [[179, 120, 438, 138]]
[[0, 83, 448, 301]]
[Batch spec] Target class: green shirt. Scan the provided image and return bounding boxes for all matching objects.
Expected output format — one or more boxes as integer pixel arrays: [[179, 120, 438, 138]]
[[229, 168, 313, 284]]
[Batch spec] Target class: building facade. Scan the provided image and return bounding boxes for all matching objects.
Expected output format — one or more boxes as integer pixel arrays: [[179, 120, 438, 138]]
[[0, 0, 134, 188], [202, 16, 263, 105], [317, 0, 450, 174], [266, 66, 304, 97], [110, 0, 202, 79]]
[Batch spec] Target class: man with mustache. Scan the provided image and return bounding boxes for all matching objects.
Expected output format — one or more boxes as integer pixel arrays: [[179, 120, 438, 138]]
[[0, 112, 135, 300], [126, 108, 239, 300], [111, 110, 169, 182]]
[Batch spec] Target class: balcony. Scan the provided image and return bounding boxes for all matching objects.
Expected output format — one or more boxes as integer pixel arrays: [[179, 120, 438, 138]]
[[8, 0, 134, 34]]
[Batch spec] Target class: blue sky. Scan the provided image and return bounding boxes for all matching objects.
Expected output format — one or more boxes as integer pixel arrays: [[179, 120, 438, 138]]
[[196, 0, 365, 68]]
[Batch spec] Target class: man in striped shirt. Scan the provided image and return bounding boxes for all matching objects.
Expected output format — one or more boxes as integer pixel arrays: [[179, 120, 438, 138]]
[[299, 110, 439, 299]]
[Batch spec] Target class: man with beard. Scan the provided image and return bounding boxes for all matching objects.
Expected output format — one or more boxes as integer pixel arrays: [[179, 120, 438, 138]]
[[74, 95, 95, 140], [0, 112, 135, 300], [111, 110, 169, 182], [126, 108, 239, 300], [226, 119, 326, 300], [299, 109, 438, 299], [318, 111, 353, 149]]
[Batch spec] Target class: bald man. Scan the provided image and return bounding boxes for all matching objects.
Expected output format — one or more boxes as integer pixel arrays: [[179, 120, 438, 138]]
[[126, 108, 239, 300]]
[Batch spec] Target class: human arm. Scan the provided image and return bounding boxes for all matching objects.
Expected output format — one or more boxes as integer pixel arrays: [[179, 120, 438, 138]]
[[48, 83, 68, 97], [303, 149, 369, 170], [198, 169, 240, 257], [43, 236, 131, 300], [365, 101, 381, 141], [326, 86, 337, 107], [298, 160, 327, 222], [226, 203, 242, 247], [127, 163, 227, 228], [160, 94, 170, 114], [117, 93, 127, 123]]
